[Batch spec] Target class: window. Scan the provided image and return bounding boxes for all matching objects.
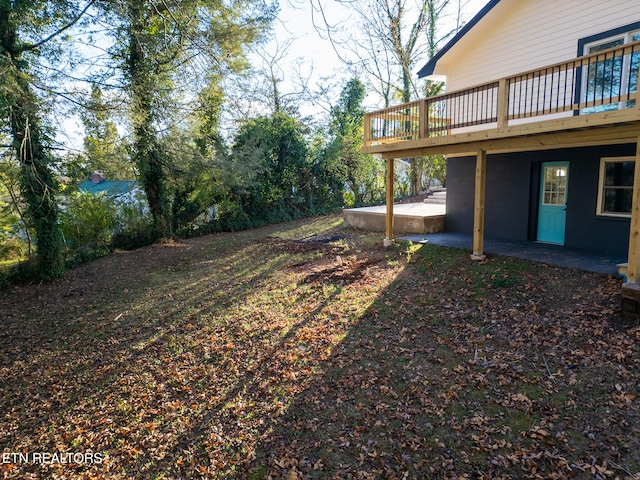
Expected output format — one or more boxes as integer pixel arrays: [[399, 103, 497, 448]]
[[542, 166, 568, 205], [597, 157, 635, 217], [582, 30, 640, 113]]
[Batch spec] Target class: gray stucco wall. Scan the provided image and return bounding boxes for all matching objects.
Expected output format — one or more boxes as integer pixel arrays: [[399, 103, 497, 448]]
[[445, 144, 635, 256]]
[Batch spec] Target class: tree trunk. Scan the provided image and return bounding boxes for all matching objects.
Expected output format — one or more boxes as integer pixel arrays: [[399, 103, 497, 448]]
[[1, 8, 64, 278], [127, 3, 170, 239]]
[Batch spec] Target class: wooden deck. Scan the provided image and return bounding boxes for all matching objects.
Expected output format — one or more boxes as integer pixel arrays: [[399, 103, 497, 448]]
[[364, 40, 640, 158], [363, 40, 640, 282]]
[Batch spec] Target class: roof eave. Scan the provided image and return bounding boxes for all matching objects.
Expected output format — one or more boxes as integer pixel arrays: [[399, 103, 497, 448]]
[[417, 0, 502, 79]]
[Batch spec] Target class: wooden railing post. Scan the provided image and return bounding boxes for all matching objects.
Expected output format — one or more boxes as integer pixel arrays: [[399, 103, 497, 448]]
[[419, 98, 428, 139], [497, 78, 509, 130], [636, 61, 640, 110], [364, 113, 371, 146]]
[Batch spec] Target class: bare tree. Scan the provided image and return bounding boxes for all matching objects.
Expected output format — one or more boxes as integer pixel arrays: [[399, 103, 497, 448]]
[[293, 0, 478, 194]]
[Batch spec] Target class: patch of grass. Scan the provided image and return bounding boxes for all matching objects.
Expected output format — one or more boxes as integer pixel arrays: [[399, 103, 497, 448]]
[[0, 214, 636, 479]]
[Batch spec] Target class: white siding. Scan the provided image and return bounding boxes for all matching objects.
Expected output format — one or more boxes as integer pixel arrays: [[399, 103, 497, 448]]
[[437, 0, 640, 91]]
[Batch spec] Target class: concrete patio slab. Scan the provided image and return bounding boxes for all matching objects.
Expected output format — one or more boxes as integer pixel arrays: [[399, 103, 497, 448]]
[[343, 203, 445, 234]]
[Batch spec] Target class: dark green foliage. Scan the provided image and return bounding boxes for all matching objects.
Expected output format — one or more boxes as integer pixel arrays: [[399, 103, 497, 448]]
[[102, 0, 277, 240], [80, 85, 132, 181], [231, 111, 313, 226], [60, 191, 117, 248], [323, 78, 386, 207], [0, 0, 90, 279]]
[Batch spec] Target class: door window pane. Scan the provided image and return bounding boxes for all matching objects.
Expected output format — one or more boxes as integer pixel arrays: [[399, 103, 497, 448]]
[[542, 166, 568, 205]]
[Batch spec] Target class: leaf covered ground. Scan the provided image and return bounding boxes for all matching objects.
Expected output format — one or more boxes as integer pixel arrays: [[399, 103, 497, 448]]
[[1, 214, 639, 479]]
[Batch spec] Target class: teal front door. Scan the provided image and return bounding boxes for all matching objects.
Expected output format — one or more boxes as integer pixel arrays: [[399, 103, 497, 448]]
[[537, 162, 569, 245]]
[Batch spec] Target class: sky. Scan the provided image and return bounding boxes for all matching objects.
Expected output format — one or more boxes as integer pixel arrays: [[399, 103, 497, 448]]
[[59, 0, 490, 153], [257, 0, 490, 110]]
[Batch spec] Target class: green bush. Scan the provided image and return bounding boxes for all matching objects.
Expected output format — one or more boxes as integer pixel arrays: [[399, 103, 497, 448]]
[[0, 236, 24, 261], [60, 191, 117, 248], [112, 199, 155, 249]]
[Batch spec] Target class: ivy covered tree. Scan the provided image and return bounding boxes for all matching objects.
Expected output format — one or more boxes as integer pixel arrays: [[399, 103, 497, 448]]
[[324, 78, 385, 207], [231, 111, 311, 225], [0, 0, 93, 278], [0, 151, 30, 260], [98, 0, 276, 239], [80, 84, 132, 181]]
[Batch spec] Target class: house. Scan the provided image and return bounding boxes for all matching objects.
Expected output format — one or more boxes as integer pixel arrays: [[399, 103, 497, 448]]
[[78, 172, 141, 205], [362, 0, 640, 315], [77, 172, 149, 231]]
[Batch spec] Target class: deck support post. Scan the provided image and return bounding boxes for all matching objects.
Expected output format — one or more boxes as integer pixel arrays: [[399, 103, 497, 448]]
[[620, 135, 640, 319], [384, 157, 395, 246], [471, 149, 487, 261], [626, 136, 640, 283]]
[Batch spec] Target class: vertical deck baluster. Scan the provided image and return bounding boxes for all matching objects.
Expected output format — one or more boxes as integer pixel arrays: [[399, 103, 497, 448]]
[[471, 88, 476, 126], [463, 91, 468, 128], [627, 46, 634, 102], [535, 71, 542, 116], [480, 86, 485, 124], [461, 90, 466, 127], [546, 68, 552, 114], [607, 51, 615, 106], [476, 87, 480, 124], [494, 82, 498, 122], [463, 90, 467, 127], [551, 67, 557, 113], [481, 86, 484, 123], [524, 73, 529, 117], [633, 44, 637, 103], [516, 75, 523, 118], [542, 68, 548, 115], [527, 73, 532, 117], [593, 55, 599, 107], [508, 78, 513, 120], [574, 58, 581, 109], [559, 66, 564, 113], [466, 89, 471, 127], [451, 94, 456, 131]]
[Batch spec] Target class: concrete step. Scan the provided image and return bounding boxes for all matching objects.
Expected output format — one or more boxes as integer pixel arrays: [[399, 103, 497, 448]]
[[423, 189, 446, 205]]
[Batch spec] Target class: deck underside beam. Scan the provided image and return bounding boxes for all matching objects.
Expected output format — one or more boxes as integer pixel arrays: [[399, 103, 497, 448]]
[[374, 123, 640, 160]]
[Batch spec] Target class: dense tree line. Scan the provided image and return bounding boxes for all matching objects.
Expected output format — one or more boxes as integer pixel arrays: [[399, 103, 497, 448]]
[[0, 0, 447, 281]]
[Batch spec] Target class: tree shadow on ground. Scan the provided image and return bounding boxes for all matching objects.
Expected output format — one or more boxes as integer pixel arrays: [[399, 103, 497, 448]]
[[0, 221, 638, 480], [242, 246, 639, 480]]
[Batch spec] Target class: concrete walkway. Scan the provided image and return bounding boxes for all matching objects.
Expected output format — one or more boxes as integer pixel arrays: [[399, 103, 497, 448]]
[[398, 232, 626, 276]]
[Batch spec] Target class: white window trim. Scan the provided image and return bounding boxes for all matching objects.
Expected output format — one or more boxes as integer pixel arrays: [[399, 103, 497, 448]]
[[596, 156, 635, 218], [582, 30, 640, 112]]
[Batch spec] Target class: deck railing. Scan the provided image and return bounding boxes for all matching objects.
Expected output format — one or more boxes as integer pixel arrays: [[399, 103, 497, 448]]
[[365, 40, 640, 145]]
